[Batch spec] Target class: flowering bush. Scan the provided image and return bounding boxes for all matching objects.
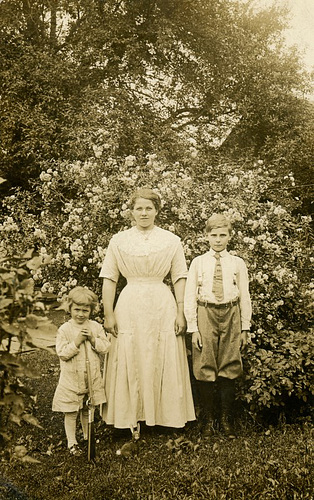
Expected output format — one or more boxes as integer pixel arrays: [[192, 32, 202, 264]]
[[1, 148, 313, 419]]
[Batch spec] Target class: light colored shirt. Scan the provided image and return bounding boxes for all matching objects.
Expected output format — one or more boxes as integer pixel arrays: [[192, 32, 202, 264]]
[[184, 249, 252, 332]]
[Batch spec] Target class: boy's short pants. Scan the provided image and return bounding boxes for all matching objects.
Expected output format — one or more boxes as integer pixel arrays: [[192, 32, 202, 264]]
[[193, 302, 242, 381]]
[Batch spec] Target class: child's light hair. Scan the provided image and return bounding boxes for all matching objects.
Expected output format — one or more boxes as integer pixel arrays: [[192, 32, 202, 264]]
[[205, 213, 232, 234], [67, 286, 98, 313]]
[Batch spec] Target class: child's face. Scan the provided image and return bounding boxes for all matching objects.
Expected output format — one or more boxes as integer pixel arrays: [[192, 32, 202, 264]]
[[207, 226, 231, 252], [70, 303, 91, 324]]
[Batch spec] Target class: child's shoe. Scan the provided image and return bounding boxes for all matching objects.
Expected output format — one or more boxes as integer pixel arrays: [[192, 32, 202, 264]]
[[69, 444, 82, 456]]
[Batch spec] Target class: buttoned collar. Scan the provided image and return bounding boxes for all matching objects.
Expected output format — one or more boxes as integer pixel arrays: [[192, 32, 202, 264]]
[[209, 248, 228, 258]]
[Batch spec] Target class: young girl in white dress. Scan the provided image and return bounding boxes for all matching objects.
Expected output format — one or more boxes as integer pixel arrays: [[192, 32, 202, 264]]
[[100, 188, 195, 437]]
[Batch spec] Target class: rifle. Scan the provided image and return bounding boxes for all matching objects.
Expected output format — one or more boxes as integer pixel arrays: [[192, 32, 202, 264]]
[[84, 341, 96, 461]]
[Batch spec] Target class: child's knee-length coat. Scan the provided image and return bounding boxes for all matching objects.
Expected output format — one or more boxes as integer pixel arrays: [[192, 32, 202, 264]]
[[52, 319, 110, 412]]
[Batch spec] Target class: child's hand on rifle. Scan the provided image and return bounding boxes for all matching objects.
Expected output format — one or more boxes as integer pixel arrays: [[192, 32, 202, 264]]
[[81, 328, 96, 348], [74, 330, 87, 347]]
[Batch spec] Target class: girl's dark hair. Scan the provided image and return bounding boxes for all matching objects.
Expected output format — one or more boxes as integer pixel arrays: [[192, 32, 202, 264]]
[[129, 188, 161, 212]]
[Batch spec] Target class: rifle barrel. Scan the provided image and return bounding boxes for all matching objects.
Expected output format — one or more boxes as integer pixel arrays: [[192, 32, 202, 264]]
[[84, 341, 96, 461]]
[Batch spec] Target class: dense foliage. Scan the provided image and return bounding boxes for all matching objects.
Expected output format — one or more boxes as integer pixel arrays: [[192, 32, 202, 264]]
[[1, 151, 313, 419], [0, 252, 57, 450], [0, 0, 313, 208]]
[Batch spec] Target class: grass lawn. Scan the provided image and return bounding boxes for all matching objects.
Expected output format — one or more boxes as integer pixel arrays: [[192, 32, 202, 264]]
[[0, 311, 313, 499]]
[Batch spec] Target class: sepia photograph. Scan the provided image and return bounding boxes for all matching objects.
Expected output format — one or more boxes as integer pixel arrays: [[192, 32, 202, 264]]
[[0, 1, 313, 498]]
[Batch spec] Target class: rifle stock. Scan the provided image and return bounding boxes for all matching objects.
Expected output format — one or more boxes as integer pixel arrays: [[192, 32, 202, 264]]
[[84, 342, 96, 461], [87, 400, 96, 461]]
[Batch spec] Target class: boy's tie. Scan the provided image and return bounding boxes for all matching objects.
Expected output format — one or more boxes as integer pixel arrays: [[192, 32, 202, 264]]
[[212, 252, 224, 302]]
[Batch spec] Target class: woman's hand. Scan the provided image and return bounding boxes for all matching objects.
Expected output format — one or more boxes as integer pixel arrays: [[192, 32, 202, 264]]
[[104, 313, 118, 337], [192, 331, 203, 351], [175, 311, 187, 336]]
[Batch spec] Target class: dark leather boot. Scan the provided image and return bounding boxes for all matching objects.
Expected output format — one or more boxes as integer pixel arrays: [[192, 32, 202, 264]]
[[218, 377, 236, 439], [197, 381, 217, 437]]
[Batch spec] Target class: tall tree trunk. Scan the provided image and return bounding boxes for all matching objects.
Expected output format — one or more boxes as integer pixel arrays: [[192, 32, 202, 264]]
[[22, 0, 39, 43], [50, 0, 58, 45]]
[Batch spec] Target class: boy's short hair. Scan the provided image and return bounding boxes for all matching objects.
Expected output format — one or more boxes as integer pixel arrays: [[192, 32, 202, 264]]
[[205, 214, 232, 234], [67, 286, 98, 313]]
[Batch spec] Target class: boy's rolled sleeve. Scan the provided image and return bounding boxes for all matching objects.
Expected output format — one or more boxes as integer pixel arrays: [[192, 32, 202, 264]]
[[184, 257, 199, 332]]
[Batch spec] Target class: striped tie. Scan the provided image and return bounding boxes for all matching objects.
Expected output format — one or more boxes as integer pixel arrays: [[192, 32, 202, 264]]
[[212, 252, 224, 302]]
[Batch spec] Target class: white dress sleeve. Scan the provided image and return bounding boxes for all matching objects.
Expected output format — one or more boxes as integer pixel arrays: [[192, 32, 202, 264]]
[[99, 238, 120, 282], [170, 240, 188, 284]]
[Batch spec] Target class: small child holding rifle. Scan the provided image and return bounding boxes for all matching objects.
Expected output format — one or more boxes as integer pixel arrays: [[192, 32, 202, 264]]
[[52, 286, 110, 455]]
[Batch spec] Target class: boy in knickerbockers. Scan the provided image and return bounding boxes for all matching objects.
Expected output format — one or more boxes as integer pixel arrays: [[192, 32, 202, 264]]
[[184, 214, 252, 438]]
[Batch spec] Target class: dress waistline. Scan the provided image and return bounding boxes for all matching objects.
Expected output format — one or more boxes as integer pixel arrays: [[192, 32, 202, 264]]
[[127, 277, 164, 284]]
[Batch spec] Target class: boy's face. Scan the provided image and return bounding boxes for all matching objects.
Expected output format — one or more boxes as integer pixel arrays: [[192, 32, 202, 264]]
[[207, 226, 231, 252], [70, 303, 91, 324]]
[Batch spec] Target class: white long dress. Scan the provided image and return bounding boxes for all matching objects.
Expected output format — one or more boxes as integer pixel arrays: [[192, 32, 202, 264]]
[[99, 226, 195, 429]]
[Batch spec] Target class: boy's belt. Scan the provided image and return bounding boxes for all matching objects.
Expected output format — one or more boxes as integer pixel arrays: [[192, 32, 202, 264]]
[[197, 298, 239, 309]]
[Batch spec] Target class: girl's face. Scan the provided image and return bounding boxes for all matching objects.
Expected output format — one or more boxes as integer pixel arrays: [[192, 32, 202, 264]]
[[131, 197, 158, 230], [70, 303, 91, 324]]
